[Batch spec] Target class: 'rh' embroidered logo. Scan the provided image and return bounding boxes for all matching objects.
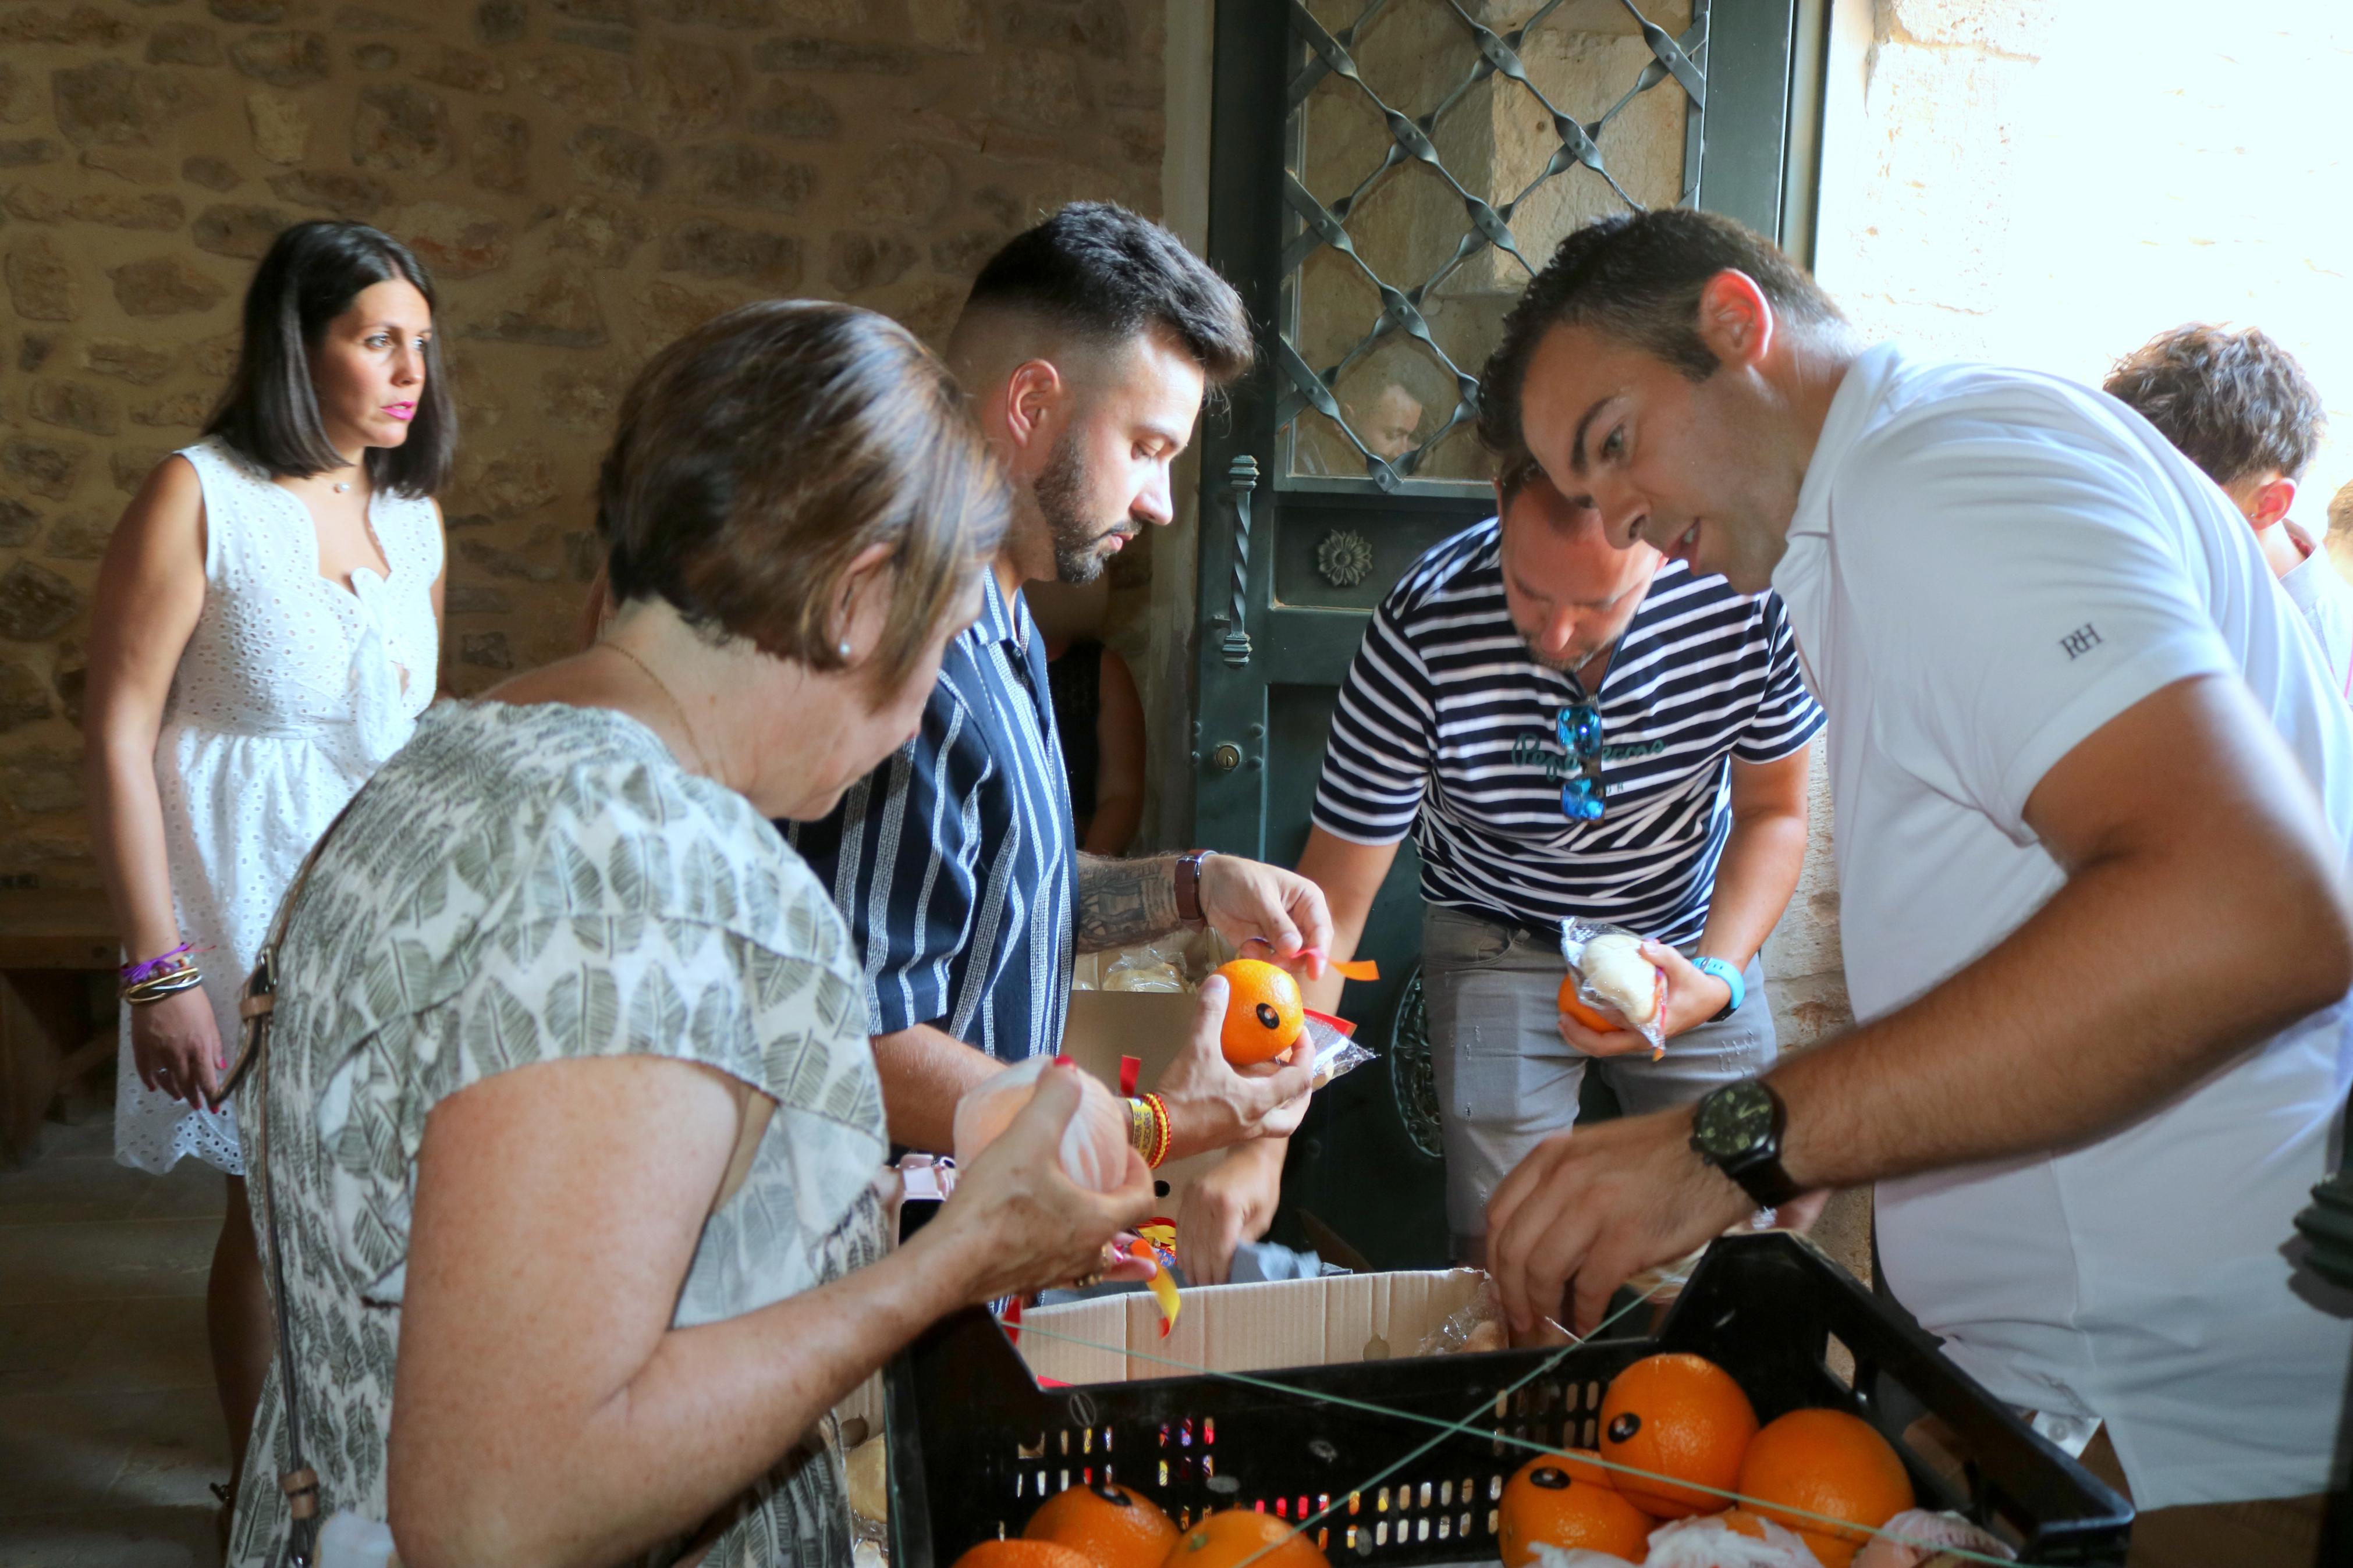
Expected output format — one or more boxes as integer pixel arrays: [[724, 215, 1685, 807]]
[[2059, 623, 2103, 660]]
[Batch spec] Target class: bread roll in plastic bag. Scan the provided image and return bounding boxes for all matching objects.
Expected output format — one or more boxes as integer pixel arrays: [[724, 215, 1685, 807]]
[[952, 1055, 1131, 1192], [1561, 917, 1669, 1054]]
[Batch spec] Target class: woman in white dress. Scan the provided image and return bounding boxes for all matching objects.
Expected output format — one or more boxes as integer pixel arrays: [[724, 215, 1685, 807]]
[[83, 219, 449, 1520]]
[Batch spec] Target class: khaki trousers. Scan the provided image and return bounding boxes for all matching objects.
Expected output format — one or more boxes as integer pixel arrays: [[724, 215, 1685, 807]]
[[2078, 1427, 2328, 1568]]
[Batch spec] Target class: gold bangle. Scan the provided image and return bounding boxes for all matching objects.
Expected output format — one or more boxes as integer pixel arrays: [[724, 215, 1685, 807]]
[[1126, 1097, 1155, 1156], [123, 966, 204, 1006]]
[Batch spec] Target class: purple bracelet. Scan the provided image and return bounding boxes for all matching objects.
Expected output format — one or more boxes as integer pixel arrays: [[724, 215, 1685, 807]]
[[119, 943, 194, 985]]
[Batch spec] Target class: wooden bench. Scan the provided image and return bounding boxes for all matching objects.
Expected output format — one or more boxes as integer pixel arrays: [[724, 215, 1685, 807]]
[[0, 890, 120, 1165]]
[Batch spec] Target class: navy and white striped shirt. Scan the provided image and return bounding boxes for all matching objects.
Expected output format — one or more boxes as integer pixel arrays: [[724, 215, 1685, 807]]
[[1314, 520, 1824, 945], [787, 574, 1075, 1063]]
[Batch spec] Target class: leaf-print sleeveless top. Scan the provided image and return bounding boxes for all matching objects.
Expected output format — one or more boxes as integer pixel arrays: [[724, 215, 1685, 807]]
[[228, 701, 892, 1568]]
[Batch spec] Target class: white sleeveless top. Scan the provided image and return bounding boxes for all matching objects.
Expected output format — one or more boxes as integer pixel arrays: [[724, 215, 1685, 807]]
[[115, 436, 442, 1176]]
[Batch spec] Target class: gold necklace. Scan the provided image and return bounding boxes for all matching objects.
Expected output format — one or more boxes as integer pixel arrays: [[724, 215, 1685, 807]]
[[604, 642, 716, 779]]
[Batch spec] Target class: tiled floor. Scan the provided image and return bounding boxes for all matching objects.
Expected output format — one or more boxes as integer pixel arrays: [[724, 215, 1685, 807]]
[[0, 1113, 232, 1567]]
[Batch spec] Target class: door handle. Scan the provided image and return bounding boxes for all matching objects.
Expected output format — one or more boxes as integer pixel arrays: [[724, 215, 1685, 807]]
[[1211, 454, 1257, 669]]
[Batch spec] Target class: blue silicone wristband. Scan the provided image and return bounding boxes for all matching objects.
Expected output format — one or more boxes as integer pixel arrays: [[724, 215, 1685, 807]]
[[1691, 956, 1745, 1020]]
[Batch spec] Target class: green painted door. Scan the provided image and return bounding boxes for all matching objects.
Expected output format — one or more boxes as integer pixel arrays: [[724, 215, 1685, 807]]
[[1190, 0, 1816, 1269]]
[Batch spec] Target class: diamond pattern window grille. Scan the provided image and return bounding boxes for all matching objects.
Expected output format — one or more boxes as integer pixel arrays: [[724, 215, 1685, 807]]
[[1277, 0, 1709, 492]]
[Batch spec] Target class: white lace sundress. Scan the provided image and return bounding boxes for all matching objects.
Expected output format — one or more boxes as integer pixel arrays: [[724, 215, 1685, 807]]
[[115, 436, 441, 1177]]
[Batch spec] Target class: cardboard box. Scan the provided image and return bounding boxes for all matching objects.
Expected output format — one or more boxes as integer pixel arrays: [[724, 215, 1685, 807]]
[[1012, 1268, 1487, 1386]]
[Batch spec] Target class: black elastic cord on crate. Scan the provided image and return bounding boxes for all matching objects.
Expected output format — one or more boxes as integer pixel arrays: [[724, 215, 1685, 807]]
[[999, 1283, 2040, 1568]]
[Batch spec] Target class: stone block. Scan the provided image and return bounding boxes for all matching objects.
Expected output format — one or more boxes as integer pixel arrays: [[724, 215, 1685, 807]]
[[992, 52, 1085, 128], [43, 513, 112, 560], [268, 169, 391, 218], [566, 124, 663, 195], [0, 500, 37, 547], [0, 752, 83, 814], [648, 38, 735, 139], [353, 44, 399, 72], [826, 231, 918, 293], [110, 255, 227, 317], [853, 142, 951, 226], [456, 537, 557, 582], [83, 341, 178, 386], [392, 202, 510, 279], [471, 111, 531, 193], [552, 23, 635, 53], [418, 47, 508, 94], [928, 228, 1002, 278], [132, 388, 213, 429], [0, 563, 82, 641], [909, 0, 982, 53], [333, 5, 420, 30], [194, 204, 294, 260], [746, 81, 837, 140], [676, 142, 815, 212], [2, 189, 186, 230], [0, 6, 134, 47], [80, 147, 176, 184], [646, 0, 779, 24], [229, 31, 332, 90], [464, 268, 608, 349], [246, 93, 310, 164], [5, 239, 79, 323], [209, 0, 288, 20], [445, 584, 510, 614], [0, 139, 62, 169], [183, 155, 240, 191], [549, 194, 650, 267], [633, 278, 740, 347], [659, 219, 800, 286], [1, 438, 87, 501], [147, 23, 222, 66], [475, 1, 526, 45], [752, 38, 917, 73], [191, 333, 241, 377], [352, 84, 454, 175], [0, 664, 53, 733], [52, 60, 208, 149], [541, 365, 626, 428], [462, 451, 559, 517], [29, 382, 119, 438], [526, 50, 636, 113], [111, 446, 172, 492], [555, 0, 636, 23], [459, 630, 514, 668], [998, 0, 1128, 61]]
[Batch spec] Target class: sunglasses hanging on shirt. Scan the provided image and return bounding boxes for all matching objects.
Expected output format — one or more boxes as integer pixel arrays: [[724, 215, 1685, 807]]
[[1555, 701, 1606, 822]]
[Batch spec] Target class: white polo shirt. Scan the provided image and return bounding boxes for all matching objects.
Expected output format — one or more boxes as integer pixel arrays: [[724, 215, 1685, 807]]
[[1773, 343, 2353, 1509]]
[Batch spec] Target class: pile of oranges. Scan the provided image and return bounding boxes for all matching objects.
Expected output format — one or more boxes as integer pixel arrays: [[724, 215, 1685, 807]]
[[1497, 1352, 1916, 1567], [951, 1353, 1915, 1568], [952, 1484, 1327, 1568]]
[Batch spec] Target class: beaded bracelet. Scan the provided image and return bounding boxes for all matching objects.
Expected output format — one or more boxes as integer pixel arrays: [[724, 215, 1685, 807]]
[[122, 963, 204, 1008], [120, 942, 194, 987], [1142, 1092, 1172, 1168]]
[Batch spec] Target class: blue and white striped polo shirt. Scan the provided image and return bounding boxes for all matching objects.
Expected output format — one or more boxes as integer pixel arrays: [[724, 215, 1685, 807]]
[[1314, 519, 1825, 946], [786, 573, 1075, 1062]]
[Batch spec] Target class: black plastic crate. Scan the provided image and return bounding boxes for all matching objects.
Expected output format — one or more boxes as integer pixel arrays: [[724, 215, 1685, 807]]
[[884, 1232, 2132, 1567]]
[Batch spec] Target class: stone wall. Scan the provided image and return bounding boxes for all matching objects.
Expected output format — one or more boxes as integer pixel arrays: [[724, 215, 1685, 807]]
[[0, 0, 1170, 888]]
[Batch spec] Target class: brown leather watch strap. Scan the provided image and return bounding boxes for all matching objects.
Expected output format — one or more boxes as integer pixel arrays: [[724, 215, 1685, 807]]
[[1173, 849, 1213, 924]]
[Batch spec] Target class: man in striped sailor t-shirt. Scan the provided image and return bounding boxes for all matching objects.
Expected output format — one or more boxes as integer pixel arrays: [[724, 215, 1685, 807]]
[[1297, 461, 1825, 1262]]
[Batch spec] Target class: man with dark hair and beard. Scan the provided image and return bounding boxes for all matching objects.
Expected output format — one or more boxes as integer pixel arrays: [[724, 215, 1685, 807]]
[[1294, 457, 1822, 1267], [789, 204, 1329, 1279]]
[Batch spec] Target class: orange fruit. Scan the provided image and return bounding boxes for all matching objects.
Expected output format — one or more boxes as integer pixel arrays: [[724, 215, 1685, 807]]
[[1598, 1352, 1758, 1519], [1556, 972, 1665, 1034], [1160, 1507, 1328, 1568], [1735, 1408, 1914, 1568], [1027, 1484, 1179, 1568], [1497, 1455, 1652, 1566], [1213, 959, 1305, 1065], [952, 1541, 1097, 1568]]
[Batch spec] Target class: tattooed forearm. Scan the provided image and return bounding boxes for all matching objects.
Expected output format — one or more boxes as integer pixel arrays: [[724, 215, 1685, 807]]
[[1075, 853, 1182, 952]]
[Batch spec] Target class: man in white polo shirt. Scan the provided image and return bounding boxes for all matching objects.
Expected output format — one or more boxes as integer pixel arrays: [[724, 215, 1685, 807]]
[[1475, 209, 2352, 1564]]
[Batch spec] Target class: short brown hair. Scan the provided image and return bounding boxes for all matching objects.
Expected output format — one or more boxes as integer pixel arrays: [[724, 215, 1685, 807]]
[[1479, 209, 1847, 463], [599, 301, 1007, 686], [2104, 324, 2324, 486]]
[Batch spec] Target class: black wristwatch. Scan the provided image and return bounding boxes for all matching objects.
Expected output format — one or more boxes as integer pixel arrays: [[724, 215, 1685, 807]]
[[1690, 1078, 1801, 1208], [1173, 849, 1213, 925]]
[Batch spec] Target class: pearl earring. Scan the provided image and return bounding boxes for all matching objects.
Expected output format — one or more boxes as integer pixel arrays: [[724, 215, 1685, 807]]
[[837, 640, 854, 660]]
